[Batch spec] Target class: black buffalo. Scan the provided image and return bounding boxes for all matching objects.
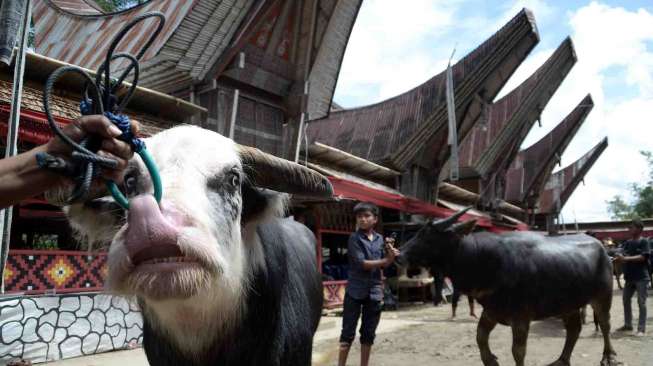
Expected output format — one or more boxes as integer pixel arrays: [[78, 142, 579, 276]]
[[400, 208, 618, 366]]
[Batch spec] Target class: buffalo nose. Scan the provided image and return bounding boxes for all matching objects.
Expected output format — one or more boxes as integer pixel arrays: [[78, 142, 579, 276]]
[[125, 195, 183, 265]]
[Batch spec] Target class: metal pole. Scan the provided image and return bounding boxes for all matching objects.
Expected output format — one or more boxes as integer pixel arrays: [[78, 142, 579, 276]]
[[0, 0, 31, 293]]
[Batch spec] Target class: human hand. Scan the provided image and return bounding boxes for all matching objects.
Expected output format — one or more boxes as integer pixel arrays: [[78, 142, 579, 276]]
[[613, 254, 624, 263], [45, 115, 139, 183], [384, 241, 400, 261]]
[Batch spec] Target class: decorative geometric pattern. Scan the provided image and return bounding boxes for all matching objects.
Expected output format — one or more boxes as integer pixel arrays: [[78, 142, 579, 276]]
[[4, 250, 108, 294], [323, 280, 347, 309], [46, 258, 76, 287], [0, 294, 143, 363]]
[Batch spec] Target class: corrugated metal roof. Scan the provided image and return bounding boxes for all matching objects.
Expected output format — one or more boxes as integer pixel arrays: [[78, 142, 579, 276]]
[[306, 0, 362, 120], [504, 94, 593, 205], [0, 51, 202, 134], [458, 37, 577, 178], [33, 0, 357, 122], [34, 0, 256, 93], [537, 137, 608, 214], [34, 0, 195, 71], [46, 0, 104, 15], [306, 8, 539, 170]]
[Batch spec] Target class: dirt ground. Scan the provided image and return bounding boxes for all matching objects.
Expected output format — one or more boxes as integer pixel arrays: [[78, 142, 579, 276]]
[[313, 285, 653, 366]]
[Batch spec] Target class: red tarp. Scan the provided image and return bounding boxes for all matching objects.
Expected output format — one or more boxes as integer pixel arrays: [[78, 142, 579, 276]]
[[0, 104, 71, 145], [327, 176, 520, 231]]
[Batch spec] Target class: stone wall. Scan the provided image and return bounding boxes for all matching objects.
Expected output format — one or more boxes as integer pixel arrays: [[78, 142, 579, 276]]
[[0, 293, 143, 363]]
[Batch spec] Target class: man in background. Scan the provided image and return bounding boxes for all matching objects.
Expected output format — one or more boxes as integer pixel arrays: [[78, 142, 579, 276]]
[[615, 219, 650, 336], [338, 202, 400, 366]]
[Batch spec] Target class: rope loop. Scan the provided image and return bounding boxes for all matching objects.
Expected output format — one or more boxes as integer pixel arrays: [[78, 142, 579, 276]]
[[40, 12, 166, 208]]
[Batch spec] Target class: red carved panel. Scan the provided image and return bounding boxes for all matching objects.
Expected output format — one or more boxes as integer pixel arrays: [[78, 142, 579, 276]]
[[323, 280, 347, 309]]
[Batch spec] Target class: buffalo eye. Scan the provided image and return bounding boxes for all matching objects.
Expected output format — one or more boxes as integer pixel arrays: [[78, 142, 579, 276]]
[[228, 169, 241, 188], [207, 167, 241, 192]]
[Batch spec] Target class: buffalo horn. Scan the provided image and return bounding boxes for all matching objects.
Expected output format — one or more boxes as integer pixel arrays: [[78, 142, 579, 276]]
[[431, 207, 472, 230], [237, 145, 333, 198]]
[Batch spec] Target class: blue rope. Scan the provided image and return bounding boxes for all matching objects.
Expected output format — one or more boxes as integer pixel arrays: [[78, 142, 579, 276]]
[[80, 99, 145, 153]]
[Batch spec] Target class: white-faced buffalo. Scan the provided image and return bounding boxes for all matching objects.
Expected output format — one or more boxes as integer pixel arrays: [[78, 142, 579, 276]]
[[399, 209, 618, 366], [47, 125, 332, 365]]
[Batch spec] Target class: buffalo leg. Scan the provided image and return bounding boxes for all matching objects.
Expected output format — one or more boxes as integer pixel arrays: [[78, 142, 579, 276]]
[[547, 310, 582, 366], [593, 310, 600, 332], [510, 319, 530, 366], [477, 311, 499, 366], [592, 299, 618, 366]]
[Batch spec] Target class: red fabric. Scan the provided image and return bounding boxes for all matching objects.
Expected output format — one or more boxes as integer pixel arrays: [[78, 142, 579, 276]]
[[328, 177, 407, 212], [328, 176, 516, 230], [593, 230, 653, 242], [0, 104, 72, 145]]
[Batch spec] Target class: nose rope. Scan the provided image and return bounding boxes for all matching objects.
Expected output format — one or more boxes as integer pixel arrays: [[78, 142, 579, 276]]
[[37, 12, 166, 210]]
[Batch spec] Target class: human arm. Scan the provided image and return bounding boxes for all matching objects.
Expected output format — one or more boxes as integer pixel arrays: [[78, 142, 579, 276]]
[[360, 237, 400, 271], [614, 239, 650, 263], [0, 115, 134, 209]]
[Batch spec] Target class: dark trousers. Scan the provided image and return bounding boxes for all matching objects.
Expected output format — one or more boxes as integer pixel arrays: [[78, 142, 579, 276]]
[[623, 280, 648, 332], [339, 293, 382, 345]]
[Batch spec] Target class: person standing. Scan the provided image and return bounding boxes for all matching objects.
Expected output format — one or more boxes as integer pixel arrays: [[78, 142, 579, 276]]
[[338, 202, 399, 366], [615, 219, 650, 336]]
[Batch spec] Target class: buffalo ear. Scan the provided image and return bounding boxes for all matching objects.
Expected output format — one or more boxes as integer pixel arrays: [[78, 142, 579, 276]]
[[449, 219, 476, 236], [241, 183, 286, 225]]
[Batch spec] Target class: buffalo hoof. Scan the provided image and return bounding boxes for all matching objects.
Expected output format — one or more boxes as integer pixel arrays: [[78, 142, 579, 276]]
[[481, 354, 499, 366], [600, 355, 622, 366]]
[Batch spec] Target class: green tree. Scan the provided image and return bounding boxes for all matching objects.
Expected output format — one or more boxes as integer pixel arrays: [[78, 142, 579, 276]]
[[606, 151, 653, 220], [606, 195, 634, 220]]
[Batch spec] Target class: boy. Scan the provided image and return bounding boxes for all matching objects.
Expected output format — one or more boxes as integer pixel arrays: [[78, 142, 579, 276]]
[[338, 202, 399, 366]]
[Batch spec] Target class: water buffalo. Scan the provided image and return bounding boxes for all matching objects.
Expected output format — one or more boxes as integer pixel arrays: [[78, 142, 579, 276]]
[[399, 209, 618, 366], [47, 125, 332, 365]]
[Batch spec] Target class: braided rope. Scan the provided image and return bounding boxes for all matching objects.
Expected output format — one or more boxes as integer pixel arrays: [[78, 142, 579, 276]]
[[39, 12, 165, 207]]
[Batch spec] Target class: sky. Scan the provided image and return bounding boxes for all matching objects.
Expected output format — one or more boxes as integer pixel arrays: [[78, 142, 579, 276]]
[[332, 0, 653, 223]]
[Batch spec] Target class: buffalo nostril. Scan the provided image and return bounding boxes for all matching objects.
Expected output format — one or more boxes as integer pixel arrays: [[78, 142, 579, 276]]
[[125, 195, 182, 263]]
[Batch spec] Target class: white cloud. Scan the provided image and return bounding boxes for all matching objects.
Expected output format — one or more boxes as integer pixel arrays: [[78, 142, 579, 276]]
[[553, 2, 653, 222], [335, 0, 457, 105], [334, 0, 557, 106]]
